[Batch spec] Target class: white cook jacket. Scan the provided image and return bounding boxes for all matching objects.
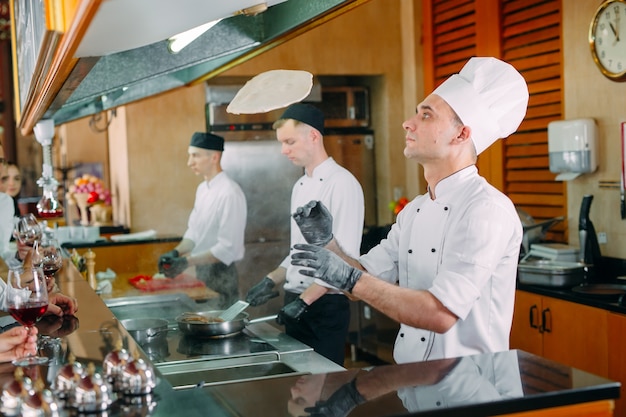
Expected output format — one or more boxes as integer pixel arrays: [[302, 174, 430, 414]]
[[360, 166, 522, 363], [0, 192, 15, 261], [183, 172, 246, 266], [281, 157, 364, 294]]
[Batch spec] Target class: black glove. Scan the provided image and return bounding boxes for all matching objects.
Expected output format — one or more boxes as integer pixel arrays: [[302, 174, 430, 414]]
[[291, 244, 362, 293], [162, 256, 188, 278], [276, 297, 308, 325], [293, 200, 333, 246], [305, 379, 365, 417], [245, 276, 279, 306], [158, 249, 179, 274]]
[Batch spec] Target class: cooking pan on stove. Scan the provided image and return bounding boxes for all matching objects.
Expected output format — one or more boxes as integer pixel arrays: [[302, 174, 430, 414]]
[[121, 318, 169, 345], [175, 311, 277, 338]]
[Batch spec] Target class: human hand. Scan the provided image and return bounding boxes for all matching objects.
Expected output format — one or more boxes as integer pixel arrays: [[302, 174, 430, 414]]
[[276, 297, 308, 325], [158, 249, 179, 274], [47, 292, 79, 317], [245, 276, 279, 306], [291, 244, 362, 293], [45, 275, 57, 293], [305, 379, 365, 417], [293, 200, 333, 246], [163, 256, 188, 278], [0, 326, 38, 363]]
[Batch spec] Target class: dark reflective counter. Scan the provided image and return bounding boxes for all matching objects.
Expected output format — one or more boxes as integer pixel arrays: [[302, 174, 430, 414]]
[[0, 260, 619, 417]]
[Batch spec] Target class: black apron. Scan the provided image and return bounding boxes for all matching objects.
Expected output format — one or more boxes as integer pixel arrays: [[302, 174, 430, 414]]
[[283, 290, 350, 366]]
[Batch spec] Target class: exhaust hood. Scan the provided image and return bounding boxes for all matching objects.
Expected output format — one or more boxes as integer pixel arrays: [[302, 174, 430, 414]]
[[13, 0, 370, 135]]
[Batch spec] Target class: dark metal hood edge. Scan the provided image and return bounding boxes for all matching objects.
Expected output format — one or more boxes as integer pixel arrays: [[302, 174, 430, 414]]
[[44, 0, 370, 126]]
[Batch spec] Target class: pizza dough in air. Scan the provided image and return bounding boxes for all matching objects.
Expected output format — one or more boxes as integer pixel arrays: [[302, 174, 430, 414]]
[[226, 69, 313, 114]]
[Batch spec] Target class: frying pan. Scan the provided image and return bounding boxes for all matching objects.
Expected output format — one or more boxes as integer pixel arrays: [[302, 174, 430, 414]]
[[121, 318, 169, 345], [176, 311, 277, 338]]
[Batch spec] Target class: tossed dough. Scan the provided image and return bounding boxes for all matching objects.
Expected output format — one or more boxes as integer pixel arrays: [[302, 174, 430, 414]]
[[227, 69, 313, 114]]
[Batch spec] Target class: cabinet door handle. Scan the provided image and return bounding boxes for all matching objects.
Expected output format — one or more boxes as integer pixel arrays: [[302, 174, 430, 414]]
[[540, 308, 552, 333], [529, 305, 539, 329]]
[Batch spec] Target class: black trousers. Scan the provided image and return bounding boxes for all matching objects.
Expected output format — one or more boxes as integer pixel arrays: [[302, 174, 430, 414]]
[[196, 262, 239, 309], [283, 290, 350, 366]]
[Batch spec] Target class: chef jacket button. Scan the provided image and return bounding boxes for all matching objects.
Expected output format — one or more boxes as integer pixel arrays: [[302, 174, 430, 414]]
[[416, 208, 420, 212], [319, 178, 323, 182], [408, 249, 412, 254], [400, 333, 404, 337], [420, 337, 426, 342], [444, 206, 449, 211], [436, 401, 441, 406], [431, 248, 436, 253]]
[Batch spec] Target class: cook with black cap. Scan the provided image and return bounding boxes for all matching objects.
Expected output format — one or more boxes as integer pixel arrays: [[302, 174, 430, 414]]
[[158, 132, 247, 309], [245, 103, 364, 366], [290, 57, 529, 364]]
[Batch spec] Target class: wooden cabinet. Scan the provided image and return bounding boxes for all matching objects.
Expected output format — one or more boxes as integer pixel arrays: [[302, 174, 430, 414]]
[[510, 290, 608, 377], [608, 312, 626, 417]]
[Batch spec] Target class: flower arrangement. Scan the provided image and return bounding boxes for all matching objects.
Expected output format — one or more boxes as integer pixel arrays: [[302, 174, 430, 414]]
[[389, 196, 409, 216], [69, 174, 112, 205]]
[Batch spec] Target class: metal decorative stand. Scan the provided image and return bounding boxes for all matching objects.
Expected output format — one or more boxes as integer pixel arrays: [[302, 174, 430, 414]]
[[33, 119, 64, 219]]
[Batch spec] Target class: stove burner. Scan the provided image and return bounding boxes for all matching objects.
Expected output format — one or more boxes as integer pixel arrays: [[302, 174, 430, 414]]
[[136, 327, 277, 364]]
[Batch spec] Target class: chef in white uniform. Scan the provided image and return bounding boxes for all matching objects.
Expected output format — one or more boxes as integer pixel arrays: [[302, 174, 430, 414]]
[[290, 57, 529, 364]]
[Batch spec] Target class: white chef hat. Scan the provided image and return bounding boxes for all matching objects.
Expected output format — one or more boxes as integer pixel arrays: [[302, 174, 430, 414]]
[[432, 57, 529, 155]]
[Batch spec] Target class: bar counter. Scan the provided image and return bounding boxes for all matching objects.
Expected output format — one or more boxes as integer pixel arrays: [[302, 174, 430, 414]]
[[0, 260, 620, 417]]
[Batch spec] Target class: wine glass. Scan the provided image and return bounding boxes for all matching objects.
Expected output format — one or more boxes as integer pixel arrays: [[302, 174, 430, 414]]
[[14, 213, 43, 247], [33, 238, 64, 290], [5, 266, 50, 366]]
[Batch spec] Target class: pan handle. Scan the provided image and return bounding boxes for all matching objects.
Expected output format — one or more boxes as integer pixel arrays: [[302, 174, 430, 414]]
[[247, 315, 278, 324]]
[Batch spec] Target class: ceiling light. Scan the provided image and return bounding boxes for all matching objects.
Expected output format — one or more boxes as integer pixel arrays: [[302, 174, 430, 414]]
[[167, 19, 222, 54]]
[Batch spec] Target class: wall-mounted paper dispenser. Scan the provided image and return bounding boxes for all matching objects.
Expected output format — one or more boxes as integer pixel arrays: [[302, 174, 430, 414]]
[[548, 118, 598, 181]]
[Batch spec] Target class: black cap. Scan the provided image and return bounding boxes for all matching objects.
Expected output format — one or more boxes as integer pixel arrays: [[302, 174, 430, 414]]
[[190, 132, 224, 151], [279, 103, 324, 135]]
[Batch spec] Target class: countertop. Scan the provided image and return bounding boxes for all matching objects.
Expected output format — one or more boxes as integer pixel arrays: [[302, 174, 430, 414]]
[[61, 235, 181, 249], [1, 260, 620, 417], [516, 281, 626, 314]]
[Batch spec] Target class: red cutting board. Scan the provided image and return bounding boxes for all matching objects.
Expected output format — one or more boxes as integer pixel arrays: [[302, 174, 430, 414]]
[[128, 274, 205, 292]]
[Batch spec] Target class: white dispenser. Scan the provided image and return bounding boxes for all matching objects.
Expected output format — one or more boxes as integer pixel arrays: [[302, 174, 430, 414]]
[[548, 118, 598, 181]]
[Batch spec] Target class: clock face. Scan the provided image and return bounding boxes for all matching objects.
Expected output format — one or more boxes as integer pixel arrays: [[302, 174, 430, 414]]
[[590, 0, 626, 80]]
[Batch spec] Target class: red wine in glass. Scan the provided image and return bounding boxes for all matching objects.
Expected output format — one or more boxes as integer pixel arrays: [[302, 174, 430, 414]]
[[6, 267, 50, 366], [8, 301, 48, 326]]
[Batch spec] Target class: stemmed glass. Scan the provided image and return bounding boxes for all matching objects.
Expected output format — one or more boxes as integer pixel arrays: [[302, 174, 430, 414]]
[[14, 213, 43, 248], [32, 238, 64, 289], [5, 266, 49, 366]]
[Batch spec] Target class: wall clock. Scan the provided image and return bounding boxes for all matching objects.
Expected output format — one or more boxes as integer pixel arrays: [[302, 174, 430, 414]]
[[589, 0, 626, 81]]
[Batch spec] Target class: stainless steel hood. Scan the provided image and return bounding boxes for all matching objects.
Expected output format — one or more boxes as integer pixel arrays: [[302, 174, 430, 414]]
[[16, 0, 369, 133]]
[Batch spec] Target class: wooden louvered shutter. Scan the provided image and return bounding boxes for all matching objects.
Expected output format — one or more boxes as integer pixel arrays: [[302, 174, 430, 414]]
[[423, 0, 566, 243], [501, 0, 566, 242]]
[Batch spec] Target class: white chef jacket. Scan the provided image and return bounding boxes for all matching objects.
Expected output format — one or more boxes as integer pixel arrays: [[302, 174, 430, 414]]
[[0, 192, 15, 261], [281, 157, 364, 294], [183, 172, 246, 266], [360, 166, 522, 363]]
